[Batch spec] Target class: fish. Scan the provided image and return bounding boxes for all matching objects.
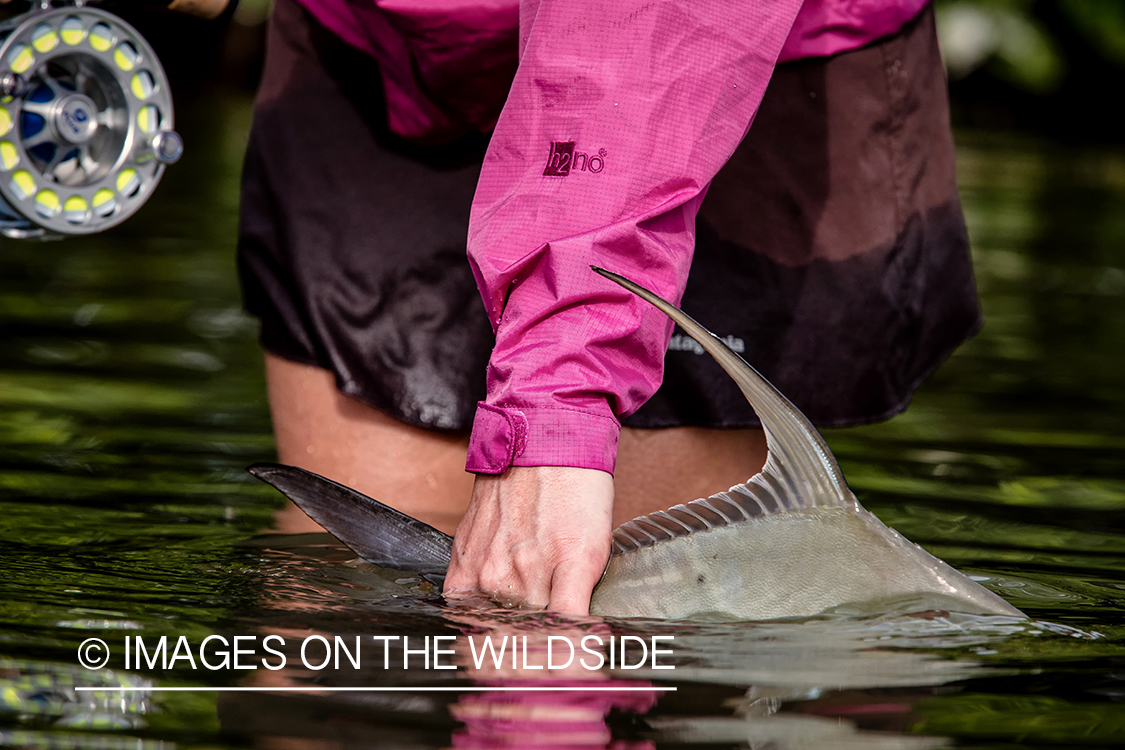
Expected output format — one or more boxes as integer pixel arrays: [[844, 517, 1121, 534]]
[[249, 268, 1024, 621]]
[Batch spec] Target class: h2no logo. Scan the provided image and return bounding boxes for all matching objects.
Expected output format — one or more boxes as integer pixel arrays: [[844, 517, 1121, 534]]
[[543, 142, 607, 176]]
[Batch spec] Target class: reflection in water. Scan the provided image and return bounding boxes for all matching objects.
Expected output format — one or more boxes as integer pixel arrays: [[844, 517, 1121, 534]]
[[209, 531, 1104, 749], [0, 84, 1123, 748], [0, 658, 162, 750], [450, 686, 657, 749]]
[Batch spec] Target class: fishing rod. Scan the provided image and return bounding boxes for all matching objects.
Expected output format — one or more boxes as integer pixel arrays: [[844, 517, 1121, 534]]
[[0, 0, 223, 238]]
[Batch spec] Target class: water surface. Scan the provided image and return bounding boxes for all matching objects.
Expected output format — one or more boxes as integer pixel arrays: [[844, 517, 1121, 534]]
[[1, 95, 1123, 748]]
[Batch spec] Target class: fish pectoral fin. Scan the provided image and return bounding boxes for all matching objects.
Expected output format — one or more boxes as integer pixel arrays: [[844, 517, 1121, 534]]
[[593, 267, 857, 555], [248, 462, 453, 576]]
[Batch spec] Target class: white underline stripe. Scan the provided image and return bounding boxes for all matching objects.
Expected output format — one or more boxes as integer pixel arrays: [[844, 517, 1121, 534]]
[[74, 686, 675, 692]]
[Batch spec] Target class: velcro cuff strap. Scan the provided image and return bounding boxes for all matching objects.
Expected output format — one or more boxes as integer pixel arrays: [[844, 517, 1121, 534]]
[[465, 403, 528, 474]]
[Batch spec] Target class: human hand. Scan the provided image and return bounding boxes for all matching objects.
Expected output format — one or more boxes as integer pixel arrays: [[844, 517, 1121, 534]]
[[443, 466, 614, 615]]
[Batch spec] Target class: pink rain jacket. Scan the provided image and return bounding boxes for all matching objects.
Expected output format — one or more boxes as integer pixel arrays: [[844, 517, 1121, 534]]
[[296, 0, 930, 474]]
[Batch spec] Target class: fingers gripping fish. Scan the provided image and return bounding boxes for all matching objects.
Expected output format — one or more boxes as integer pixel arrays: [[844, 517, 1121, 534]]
[[249, 269, 1023, 621]]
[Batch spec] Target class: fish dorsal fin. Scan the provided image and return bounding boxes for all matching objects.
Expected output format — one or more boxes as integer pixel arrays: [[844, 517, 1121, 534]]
[[593, 268, 856, 556], [248, 462, 453, 575]]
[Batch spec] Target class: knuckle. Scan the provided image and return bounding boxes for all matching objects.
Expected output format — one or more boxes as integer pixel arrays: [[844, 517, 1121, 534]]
[[477, 560, 513, 592], [510, 542, 541, 574]]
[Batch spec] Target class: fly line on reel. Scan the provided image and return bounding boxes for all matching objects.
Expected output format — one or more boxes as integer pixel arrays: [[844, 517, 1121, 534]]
[[0, 1, 182, 238]]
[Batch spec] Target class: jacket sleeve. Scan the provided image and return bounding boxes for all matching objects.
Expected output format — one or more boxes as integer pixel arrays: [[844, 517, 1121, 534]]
[[465, 0, 806, 475]]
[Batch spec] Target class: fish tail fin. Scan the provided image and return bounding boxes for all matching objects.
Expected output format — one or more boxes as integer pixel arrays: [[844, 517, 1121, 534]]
[[248, 463, 453, 576]]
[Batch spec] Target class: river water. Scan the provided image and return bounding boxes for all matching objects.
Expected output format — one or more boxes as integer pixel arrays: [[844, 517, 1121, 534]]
[[1, 93, 1122, 748]]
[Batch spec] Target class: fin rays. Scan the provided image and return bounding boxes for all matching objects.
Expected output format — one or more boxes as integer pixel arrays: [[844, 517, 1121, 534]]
[[594, 268, 857, 557]]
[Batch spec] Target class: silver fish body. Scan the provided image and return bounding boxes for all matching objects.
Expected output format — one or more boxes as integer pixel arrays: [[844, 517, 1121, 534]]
[[250, 269, 1024, 621], [591, 506, 1019, 620], [588, 268, 1020, 620]]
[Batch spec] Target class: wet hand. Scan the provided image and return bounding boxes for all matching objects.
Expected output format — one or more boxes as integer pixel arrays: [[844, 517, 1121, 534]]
[[443, 466, 614, 614]]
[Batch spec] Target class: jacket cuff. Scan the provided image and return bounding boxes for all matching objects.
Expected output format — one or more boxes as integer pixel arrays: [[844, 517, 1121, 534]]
[[465, 403, 620, 475]]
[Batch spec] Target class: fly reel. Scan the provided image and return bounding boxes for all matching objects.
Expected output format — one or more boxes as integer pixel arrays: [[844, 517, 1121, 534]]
[[0, 1, 182, 238]]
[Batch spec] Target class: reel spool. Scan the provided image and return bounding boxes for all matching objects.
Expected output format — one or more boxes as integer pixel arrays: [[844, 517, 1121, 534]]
[[0, 1, 182, 238]]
